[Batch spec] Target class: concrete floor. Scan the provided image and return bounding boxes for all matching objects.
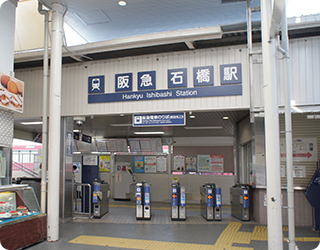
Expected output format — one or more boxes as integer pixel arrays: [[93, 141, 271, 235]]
[[25, 200, 320, 250]]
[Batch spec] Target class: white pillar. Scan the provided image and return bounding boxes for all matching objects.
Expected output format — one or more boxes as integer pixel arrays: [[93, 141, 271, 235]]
[[47, 2, 64, 242], [40, 6, 49, 214], [281, 2, 296, 249], [261, 0, 283, 249]]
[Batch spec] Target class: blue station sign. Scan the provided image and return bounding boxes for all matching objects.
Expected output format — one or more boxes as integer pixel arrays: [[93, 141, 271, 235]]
[[88, 63, 242, 104], [133, 112, 186, 127]]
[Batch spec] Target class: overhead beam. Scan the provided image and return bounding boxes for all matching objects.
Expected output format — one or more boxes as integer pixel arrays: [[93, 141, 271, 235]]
[[185, 41, 195, 49], [270, 0, 286, 38]]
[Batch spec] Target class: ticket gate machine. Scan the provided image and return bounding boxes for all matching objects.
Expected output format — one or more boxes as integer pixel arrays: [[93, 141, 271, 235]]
[[92, 180, 110, 218], [171, 183, 186, 221], [135, 182, 151, 220], [200, 183, 222, 221], [230, 185, 252, 221]]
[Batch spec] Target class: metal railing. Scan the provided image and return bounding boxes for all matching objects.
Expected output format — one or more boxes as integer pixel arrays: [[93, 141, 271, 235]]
[[72, 183, 92, 219], [12, 162, 38, 178]]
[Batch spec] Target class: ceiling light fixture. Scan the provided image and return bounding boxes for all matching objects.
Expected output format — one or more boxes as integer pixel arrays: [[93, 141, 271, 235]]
[[184, 126, 223, 130], [110, 124, 132, 127], [223, 116, 229, 120], [118, 1, 127, 6], [190, 115, 196, 119], [21, 121, 43, 125], [134, 131, 165, 135], [73, 130, 81, 132]]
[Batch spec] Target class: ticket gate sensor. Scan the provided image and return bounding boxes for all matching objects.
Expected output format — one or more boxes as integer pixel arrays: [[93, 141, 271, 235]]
[[200, 183, 215, 221], [230, 184, 252, 221], [215, 187, 222, 221], [171, 183, 186, 221], [135, 182, 151, 220], [92, 180, 110, 218]]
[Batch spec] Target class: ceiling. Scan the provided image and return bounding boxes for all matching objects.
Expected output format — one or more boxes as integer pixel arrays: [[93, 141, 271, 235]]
[[14, 110, 249, 140]]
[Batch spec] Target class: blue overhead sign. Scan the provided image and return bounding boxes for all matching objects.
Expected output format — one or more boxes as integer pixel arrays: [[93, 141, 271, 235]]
[[168, 68, 187, 88], [88, 63, 242, 103], [193, 66, 214, 87], [138, 71, 156, 90], [220, 63, 242, 84], [88, 85, 242, 103], [115, 73, 133, 92], [133, 112, 186, 127], [88, 75, 105, 94]]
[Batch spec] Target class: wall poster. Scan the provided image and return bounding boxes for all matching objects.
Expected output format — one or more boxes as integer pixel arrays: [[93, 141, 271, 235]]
[[197, 155, 210, 172], [99, 155, 111, 172], [186, 156, 197, 172], [133, 156, 145, 173], [210, 154, 224, 172], [145, 156, 157, 173], [83, 154, 98, 165], [173, 155, 185, 171], [280, 138, 318, 162]]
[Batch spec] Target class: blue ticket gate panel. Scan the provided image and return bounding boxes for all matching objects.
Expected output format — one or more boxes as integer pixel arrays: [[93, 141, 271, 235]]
[[171, 183, 186, 221], [200, 183, 215, 221], [215, 188, 222, 221], [230, 185, 252, 221], [135, 182, 151, 220]]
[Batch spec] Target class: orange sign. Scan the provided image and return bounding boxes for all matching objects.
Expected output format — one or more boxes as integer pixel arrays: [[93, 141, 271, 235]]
[[208, 195, 213, 199], [172, 194, 177, 198], [244, 196, 249, 200], [137, 197, 141, 201]]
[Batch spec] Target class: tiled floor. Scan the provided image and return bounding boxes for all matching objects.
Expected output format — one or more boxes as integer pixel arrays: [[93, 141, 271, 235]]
[[25, 200, 320, 250]]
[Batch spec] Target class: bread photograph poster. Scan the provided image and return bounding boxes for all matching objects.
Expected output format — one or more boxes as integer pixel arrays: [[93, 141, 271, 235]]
[[0, 72, 24, 113]]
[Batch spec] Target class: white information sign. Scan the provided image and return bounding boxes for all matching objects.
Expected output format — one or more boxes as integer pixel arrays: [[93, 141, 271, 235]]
[[293, 165, 306, 178], [197, 155, 211, 172], [83, 154, 98, 165], [156, 156, 167, 172], [280, 138, 317, 162], [210, 155, 224, 172], [145, 156, 157, 173]]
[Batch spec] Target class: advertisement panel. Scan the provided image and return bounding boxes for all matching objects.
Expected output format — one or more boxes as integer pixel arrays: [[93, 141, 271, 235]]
[[0, 72, 24, 113]]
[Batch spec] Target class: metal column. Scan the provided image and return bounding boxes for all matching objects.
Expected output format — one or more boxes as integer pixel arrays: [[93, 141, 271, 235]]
[[261, 0, 283, 249], [47, 2, 65, 242]]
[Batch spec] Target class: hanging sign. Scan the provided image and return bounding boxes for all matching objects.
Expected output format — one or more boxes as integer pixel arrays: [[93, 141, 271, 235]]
[[133, 113, 185, 127]]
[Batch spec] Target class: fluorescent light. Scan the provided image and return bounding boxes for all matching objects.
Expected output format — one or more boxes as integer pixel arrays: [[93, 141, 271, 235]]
[[190, 115, 196, 119], [73, 130, 81, 132], [21, 121, 43, 125], [184, 126, 223, 130], [223, 116, 229, 120], [110, 124, 132, 127], [134, 131, 165, 135], [118, 1, 127, 6]]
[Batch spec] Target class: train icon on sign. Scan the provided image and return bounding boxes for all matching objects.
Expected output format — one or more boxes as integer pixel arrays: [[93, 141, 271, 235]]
[[134, 116, 142, 124], [92, 78, 100, 91]]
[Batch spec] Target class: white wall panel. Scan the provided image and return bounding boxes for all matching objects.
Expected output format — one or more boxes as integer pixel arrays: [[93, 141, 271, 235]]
[[13, 44, 260, 118]]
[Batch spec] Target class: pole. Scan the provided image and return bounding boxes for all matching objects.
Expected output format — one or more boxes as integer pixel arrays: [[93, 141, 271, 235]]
[[261, 0, 283, 249], [39, 4, 49, 214], [281, 2, 296, 249], [47, 2, 64, 242]]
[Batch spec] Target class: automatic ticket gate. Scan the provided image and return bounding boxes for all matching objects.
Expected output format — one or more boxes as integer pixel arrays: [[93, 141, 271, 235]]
[[171, 183, 186, 221], [230, 184, 252, 221], [92, 180, 110, 218], [135, 182, 151, 220], [200, 183, 222, 221]]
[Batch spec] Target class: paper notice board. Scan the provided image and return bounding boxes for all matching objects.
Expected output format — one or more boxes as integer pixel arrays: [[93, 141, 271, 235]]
[[197, 155, 210, 172], [99, 155, 111, 172], [156, 156, 167, 173]]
